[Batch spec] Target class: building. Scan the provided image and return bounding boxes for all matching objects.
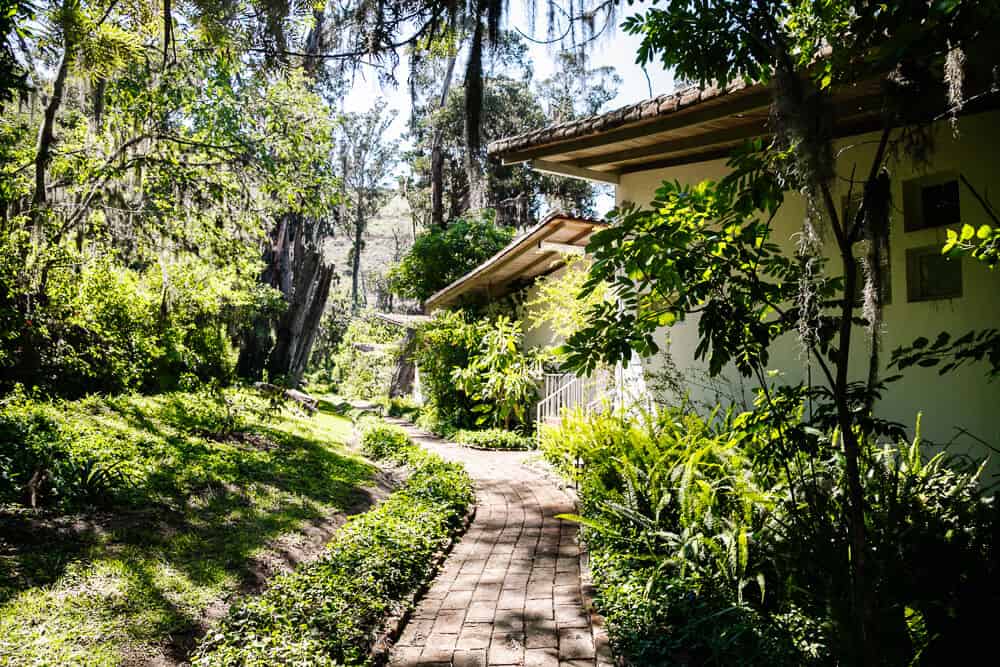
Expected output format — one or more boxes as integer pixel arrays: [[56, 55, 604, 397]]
[[428, 81, 1000, 462]]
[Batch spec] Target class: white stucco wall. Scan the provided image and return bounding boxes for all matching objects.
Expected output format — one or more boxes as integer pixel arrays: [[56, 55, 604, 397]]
[[520, 264, 575, 353], [616, 110, 1000, 461]]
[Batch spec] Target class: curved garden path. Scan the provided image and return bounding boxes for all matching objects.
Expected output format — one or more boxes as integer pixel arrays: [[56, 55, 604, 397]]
[[385, 418, 613, 667]]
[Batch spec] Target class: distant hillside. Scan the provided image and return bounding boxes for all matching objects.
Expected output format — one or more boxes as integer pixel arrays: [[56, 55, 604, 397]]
[[326, 193, 418, 311]]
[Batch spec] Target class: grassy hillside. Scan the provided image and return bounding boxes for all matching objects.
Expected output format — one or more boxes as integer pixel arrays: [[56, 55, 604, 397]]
[[0, 389, 372, 665]]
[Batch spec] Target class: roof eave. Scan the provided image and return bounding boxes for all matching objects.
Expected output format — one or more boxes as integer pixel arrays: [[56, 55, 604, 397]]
[[424, 213, 604, 312]]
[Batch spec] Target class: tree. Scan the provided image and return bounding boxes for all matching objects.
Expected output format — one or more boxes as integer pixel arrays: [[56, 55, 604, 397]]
[[1, 1, 345, 392], [567, 1, 1000, 661], [537, 49, 621, 123], [338, 105, 399, 311], [405, 32, 612, 229], [387, 212, 513, 303]]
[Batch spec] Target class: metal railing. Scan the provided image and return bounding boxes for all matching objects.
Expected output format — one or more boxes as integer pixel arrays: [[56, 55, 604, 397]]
[[535, 369, 612, 431]]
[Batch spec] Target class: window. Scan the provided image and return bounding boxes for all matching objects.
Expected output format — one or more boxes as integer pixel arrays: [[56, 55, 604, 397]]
[[903, 173, 961, 232], [906, 245, 962, 302]]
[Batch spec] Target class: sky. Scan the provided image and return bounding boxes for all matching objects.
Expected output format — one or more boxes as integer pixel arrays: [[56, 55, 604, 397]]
[[342, 4, 676, 157]]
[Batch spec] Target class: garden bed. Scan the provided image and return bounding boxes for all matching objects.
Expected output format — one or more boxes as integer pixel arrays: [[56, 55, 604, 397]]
[[192, 416, 475, 666], [453, 428, 535, 451]]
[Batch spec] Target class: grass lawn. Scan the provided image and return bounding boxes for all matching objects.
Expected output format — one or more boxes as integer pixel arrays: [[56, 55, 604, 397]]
[[0, 389, 373, 666]]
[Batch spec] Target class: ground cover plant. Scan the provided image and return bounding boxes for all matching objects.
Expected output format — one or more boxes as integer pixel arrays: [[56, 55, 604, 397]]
[[454, 428, 534, 451], [383, 397, 422, 420], [193, 418, 474, 666], [0, 386, 371, 665], [541, 406, 998, 665]]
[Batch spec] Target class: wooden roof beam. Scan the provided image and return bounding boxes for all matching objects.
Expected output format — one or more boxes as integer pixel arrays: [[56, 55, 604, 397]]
[[574, 122, 768, 169], [529, 159, 620, 184]]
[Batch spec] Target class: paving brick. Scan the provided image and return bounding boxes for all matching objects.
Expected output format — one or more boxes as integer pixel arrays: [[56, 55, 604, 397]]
[[441, 589, 474, 609], [430, 609, 465, 635], [384, 419, 606, 667], [525, 597, 554, 620], [397, 618, 435, 646], [453, 649, 488, 667], [465, 600, 497, 623], [558, 627, 595, 660], [525, 618, 559, 649], [457, 624, 493, 650], [497, 589, 525, 610], [488, 632, 525, 665], [472, 583, 501, 601], [388, 646, 423, 665], [555, 605, 591, 628], [525, 647, 561, 667]]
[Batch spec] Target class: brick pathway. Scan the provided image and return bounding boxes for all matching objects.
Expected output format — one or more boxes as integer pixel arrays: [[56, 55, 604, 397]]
[[386, 419, 612, 667]]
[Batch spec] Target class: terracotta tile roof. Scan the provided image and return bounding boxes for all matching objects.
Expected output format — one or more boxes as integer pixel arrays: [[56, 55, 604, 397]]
[[487, 80, 753, 158]]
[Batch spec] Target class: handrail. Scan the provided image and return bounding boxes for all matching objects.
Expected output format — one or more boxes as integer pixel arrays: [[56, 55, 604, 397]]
[[535, 369, 613, 435]]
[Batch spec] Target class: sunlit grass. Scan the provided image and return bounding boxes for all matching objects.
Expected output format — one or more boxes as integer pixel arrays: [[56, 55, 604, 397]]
[[0, 389, 369, 666]]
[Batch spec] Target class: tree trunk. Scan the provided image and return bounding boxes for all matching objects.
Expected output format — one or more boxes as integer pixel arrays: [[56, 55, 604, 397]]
[[350, 207, 364, 311], [834, 248, 873, 666], [389, 329, 417, 397], [31, 33, 73, 231], [430, 55, 457, 228], [463, 17, 485, 212], [290, 263, 334, 384], [237, 214, 291, 379]]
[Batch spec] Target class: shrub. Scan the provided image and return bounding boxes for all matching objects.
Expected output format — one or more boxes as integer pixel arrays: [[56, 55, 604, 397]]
[[325, 315, 400, 401], [387, 213, 514, 303], [357, 417, 410, 461], [0, 388, 139, 507], [454, 428, 534, 451], [412, 310, 483, 429], [452, 315, 546, 429], [544, 404, 998, 665], [415, 404, 460, 439], [0, 252, 256, 397], [384, 397, 421, 420], [193, 431, 474, 666]]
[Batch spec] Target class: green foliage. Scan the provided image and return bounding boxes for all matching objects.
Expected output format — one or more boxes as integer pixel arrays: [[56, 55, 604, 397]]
[[193, 429, 473, 666], [0, 385, 352, 510], [944, 222, 1000, 269], [0, 246, 262, 395], [2, 10, 343, 395], [543, 405, 998, 665], [623, 0, 993, 95], [412, 310, 484, 430], [387, 213, 514, 303], [357, 416, 411, 460], [565, 174, 824, 377], [452, 315, 545, 428], [525, 255, 611, 346], [308, 296, 354, 375], [414, 403, 461, 439], [384, 396, 422, 420], [454, 428, 534, 451], [325, 315, 401, 400], [404, 34, 606, 228], [0, 385, 370, 663]]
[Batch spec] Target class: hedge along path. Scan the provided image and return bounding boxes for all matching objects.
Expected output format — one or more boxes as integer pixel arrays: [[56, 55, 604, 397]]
[[385, 418, 613, 667]]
